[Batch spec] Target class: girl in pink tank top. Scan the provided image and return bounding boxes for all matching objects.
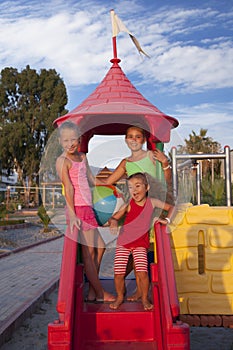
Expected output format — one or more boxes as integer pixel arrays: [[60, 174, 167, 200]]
[[56, 121, 115, 302]]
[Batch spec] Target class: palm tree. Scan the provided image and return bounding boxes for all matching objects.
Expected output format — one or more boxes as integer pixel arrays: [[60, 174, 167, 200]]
[[180, 128, 220, 154], [176, 129, 224, 205], [178, 128, 222, 178]]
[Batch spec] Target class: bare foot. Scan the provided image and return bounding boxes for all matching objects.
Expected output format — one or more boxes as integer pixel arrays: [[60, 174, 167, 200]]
[[87, 290, 96, 302], [109, 297, 124, 310], [103, 291, 116, 302], [96, 291, 116, 303], [142, 299, 153, 311], [126, 291, 141, 302]]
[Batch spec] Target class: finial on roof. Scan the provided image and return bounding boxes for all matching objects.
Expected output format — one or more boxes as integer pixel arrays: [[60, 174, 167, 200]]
[[110, 57, 121, 65]]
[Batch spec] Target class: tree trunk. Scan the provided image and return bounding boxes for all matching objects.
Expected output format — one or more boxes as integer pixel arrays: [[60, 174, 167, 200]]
[[22, 178, 30, 207]]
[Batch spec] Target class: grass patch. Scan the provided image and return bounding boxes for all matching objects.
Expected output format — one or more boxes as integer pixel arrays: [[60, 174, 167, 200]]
[[0, 219, 25, 226]]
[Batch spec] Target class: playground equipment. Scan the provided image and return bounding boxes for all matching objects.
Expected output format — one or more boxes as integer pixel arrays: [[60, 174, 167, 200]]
[[48, 12, 190, 349], [48, 223, 190, 349], [171, 146, 232, 206]]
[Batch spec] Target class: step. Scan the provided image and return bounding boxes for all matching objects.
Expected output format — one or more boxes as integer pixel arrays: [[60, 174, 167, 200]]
[[79, 340, 158, 350], [79, 301, 155, 341]]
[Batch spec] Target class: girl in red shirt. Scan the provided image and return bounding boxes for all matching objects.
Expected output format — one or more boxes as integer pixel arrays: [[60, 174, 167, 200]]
[[108, 172, 173, 311]]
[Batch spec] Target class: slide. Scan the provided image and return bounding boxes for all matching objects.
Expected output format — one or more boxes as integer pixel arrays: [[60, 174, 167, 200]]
[[48, 223, 190, 350]]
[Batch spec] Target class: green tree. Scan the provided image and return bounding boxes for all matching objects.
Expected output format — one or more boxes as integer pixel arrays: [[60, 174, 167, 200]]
[[176, 128, 225, 205], [179, 128, 221, 154], [0, 66, 68, 205], [39, 128, 62, 184], [178, 128, 222, 178]]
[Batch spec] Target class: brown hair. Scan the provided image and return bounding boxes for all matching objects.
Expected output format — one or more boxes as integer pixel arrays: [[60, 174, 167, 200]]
[[126, 125, 146, 138], [128, 172, 149, 186]]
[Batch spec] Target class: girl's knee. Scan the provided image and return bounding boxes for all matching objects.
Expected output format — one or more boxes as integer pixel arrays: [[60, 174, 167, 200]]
[[136, 271, 148, 279]]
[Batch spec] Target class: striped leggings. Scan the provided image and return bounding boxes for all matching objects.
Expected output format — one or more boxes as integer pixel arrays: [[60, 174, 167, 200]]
[[114, 245, 148, 275]]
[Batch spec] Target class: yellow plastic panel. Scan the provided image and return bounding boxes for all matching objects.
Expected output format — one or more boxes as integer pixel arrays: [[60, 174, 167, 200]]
[[209, 227, 233, 248], [171, 228, 204, 248], [175, 273, 209, 293], [212, 273, 233, 293], [188, 296, 233, 314], [172, 251, 187, 271], [206, 252, 232, 271], [186, 205, 230, 225]]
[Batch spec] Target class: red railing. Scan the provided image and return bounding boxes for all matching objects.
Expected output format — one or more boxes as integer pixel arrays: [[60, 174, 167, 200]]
[[48, 229, 79, 349], [151, 223, 190, 349], [48, 223, 189, 350]]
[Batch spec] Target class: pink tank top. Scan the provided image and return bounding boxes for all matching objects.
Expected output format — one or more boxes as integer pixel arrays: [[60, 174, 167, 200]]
[[68, 158, 92, 206]]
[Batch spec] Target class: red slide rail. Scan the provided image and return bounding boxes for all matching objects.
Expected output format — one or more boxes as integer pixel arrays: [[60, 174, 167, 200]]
[[151, 223, 190, 349], [48, 228, 80, 349]]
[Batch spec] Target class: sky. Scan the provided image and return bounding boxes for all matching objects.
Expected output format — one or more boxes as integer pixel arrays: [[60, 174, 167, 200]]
[[0, 0, 232, 168]]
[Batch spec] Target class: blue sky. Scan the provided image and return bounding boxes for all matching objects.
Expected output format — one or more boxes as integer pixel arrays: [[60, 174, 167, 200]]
[[0, 0, 232, 167]]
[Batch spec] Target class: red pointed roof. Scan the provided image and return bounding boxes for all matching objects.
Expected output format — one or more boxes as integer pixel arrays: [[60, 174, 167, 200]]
[[54, 57, 178, 152]]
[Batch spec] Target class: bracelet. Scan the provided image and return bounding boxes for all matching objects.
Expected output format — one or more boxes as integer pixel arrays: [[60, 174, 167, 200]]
[[162, 164, 171, 171], [165, 217, 171, 224]]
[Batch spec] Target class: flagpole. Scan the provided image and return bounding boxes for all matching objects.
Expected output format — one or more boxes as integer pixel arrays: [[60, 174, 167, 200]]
[[112, 36, 118, 59], [110, 9, 119, 62], [111, 35, 121, 64]]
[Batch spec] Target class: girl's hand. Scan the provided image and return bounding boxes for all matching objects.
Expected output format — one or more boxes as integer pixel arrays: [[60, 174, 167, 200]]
[[154, 217, 170, 225], [152, 149, 169, 165], [69, 215, 81, 233], [108, 218, 118, 235]]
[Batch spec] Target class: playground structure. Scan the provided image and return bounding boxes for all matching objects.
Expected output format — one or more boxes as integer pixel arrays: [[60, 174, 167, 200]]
[[172, 146, 232, 207], [170, 203, 233, 327], [47, 15, 191, 348], [48, 222, 190, 350], [170, 148, 232, 328], [47, 144, 233, 349], [47, 12, 233, 348]]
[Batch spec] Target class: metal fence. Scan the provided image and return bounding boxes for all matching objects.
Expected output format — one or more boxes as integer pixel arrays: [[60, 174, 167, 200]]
[[171, 145, 232, 206]]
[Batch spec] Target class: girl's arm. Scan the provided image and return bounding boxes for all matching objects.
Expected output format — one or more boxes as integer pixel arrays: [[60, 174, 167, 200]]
[[151, 197, 174, 225], [98, 159, 127, 185], [149, 149, 172, 186], [56, 157, 81, 232], [107, 202, 129, 234], [82, 154, 96, 186], [109, 202, 129, 222]]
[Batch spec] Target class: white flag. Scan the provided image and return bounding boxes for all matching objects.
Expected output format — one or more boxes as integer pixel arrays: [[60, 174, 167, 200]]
[[110, 9, 150, 58]]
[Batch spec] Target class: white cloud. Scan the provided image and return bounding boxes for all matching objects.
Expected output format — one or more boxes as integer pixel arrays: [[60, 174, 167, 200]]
[[167, 102, 233, 150], [0, 1, 112, 82], [0, 0, 232, 92], [147, 44, 233, 91], [0, 0, 232, 150]]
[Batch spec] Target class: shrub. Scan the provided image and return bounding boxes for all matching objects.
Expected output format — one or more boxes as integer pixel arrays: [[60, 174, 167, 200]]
[[37, 205, 51, 232]]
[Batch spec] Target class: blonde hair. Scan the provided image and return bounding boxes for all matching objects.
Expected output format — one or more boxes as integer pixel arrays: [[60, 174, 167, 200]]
[[59, 121, 80, 137]]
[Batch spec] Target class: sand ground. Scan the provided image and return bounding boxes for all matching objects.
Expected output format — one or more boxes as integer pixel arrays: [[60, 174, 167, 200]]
[[0, 286, 232, 350], [0, 226, 233, 349]]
